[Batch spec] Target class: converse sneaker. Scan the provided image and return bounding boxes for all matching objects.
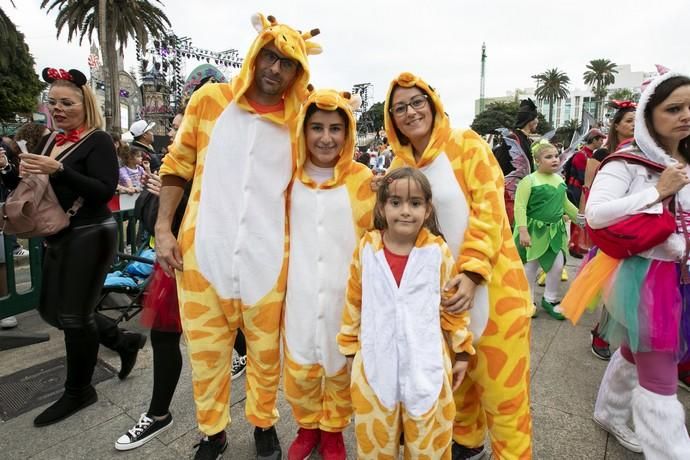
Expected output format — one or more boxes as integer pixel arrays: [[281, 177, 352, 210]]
[[231, 352, 247, 381], [115, 412, 173, 451], [194, 432, 228, 460], [255, 426, 282, 460], [452, 441, 486, 460]]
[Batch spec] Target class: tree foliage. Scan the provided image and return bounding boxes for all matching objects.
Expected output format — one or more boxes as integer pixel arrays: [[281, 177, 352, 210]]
[[0, 8, 44, 121], [532, 68, 570, 125], [583, 59, 618, 120], [362, 102, 384, 132], [609, 87, 638, 103], [40, 0, 171, 131], [471, 101, 552, 136]]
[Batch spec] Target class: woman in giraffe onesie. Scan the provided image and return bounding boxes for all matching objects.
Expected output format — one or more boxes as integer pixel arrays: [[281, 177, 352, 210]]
[[384, 72, 533, 460], [156, 13, 321, 459], [283, 88, 375, 460]]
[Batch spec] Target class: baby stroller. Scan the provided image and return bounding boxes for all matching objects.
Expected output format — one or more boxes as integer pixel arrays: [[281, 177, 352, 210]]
[[96, 246, 155, 323]]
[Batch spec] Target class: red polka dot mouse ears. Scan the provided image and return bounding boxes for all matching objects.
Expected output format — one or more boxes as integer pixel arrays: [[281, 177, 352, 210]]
[[41, 68, 88, 87]]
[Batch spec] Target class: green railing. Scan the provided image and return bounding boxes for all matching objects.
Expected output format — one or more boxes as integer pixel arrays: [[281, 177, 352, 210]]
[[0, 210, 142, 320]]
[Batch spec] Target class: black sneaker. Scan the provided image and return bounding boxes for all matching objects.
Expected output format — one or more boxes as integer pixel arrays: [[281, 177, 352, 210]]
[[115, 412, 173, 451], [231, 353, 247, 381], [452, 441, 486, 460], [194, 432, 228, 460], [254, 426, 282, 460]]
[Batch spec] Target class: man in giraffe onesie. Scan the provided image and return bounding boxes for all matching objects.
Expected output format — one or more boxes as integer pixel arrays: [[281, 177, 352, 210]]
[[384, 72, 533, 460], [155, 13, 321, 460]]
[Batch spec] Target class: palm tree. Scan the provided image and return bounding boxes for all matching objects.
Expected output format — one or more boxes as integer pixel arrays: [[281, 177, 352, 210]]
[[532, 68, 570, 126], [40, 0, 171, 131], [583, 59, 618, 121]]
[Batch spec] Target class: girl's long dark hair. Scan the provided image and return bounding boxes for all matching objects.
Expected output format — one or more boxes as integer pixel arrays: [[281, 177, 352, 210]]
[[373, 167, 444, 238]]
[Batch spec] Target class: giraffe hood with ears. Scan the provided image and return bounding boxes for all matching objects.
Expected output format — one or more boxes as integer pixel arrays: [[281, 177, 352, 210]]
[[233, 13, 322, 123]]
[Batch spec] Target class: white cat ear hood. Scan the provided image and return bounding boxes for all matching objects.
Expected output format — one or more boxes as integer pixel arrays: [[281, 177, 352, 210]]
[[634, 71, 689, 166]]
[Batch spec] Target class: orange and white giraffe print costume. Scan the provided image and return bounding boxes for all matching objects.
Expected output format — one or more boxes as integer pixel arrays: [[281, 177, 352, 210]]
[[159, 13, 321, 436], [283, 89, 375, 433], [384, 73, 533, 460], [338, 228, 475, 459]]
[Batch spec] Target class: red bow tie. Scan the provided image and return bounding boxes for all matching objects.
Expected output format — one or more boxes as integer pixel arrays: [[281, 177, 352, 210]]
[[55, 130, 81, 146]]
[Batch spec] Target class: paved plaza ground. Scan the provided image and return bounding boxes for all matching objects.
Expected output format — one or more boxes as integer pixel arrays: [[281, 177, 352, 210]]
[[1, 255, 689, 459]]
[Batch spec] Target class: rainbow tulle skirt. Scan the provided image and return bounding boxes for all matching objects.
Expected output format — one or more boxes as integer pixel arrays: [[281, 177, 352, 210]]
[[562, 250, 690, 360]]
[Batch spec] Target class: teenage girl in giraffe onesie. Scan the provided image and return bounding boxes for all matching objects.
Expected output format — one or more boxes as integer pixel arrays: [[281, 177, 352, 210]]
[[338, 166, 475, 459], [283, 88, 375, 460], [156, 13, 321, 459], [384, 72, 533, 460]]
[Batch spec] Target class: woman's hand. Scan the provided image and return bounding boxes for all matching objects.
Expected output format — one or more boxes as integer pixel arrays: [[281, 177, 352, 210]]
[[18, 153, 61, 175], [519, 227, 531, 248], [452, 358, 469, 391], [442, 272, 479, 313], [656, 163, 690, 200]]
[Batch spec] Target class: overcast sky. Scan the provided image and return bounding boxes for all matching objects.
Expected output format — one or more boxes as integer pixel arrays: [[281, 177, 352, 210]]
[[6, 0, 690, 125]]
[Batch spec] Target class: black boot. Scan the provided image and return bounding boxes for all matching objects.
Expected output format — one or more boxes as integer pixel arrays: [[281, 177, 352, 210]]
[[95, 313, 147, 380], [117, 331, 147, 380], [34, 328, 99, 427]]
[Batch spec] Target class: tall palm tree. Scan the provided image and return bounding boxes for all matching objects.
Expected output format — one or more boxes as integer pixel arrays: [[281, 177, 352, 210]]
[[583, 59, 618, 121], [532, 68, 570, 126], [40, 0, 171, 131]]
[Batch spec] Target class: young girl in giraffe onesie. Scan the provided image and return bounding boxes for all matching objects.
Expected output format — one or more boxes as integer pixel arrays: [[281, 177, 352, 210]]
[[338, 166, 475, 459], [157, 13, 321, 459], [513, 140, 581, 321], [283, 88, 375, 460], [384, 72, 533, 460]]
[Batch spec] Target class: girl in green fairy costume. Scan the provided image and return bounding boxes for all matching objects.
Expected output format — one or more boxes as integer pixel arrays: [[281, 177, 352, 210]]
[[514, 140, 582, 320]]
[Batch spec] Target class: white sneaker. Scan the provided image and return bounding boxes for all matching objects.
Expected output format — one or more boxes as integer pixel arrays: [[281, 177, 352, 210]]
[[231, 352, 247, 381], [593, 415, 642, 453], [12, 247, 28, 257], [0, 316, 17, 329]]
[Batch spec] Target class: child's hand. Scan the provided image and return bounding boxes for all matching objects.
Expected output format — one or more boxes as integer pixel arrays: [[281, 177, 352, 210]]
[[452, 359, 469, 391], [519, 227, 531, 247], [143, 160, 151, 174]]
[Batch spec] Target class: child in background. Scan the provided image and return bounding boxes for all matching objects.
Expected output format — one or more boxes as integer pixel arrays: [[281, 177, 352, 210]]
[[283, 89, 374, 460], [118, 144, 145, 194], [514, 140, 581, 320], [338, 167, 474, 459]]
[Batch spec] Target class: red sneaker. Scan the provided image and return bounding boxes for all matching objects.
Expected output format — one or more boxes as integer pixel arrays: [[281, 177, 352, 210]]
[[318, 430, 346, 460], [288, 428, 320, 460]]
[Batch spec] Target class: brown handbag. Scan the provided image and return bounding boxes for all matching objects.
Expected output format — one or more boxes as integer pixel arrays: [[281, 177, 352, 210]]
[[1, 131, 90, 238]]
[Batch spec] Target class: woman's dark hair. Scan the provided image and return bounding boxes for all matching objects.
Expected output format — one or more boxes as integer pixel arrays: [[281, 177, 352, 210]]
[[644, 75, 690, 162], [606, 106, 635, 153], [388, 85, 436, 147], [303, 103, 349, 131], [373, 166, 443, 238]]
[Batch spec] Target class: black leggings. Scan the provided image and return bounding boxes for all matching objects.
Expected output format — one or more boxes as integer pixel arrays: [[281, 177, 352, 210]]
[[39, 218, 117, 391], [39, 218, 117, 329]]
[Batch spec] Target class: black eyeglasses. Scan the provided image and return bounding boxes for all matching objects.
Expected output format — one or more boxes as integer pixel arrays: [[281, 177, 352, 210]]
[[389, 94, 429, 117], [259, 49, 298, 73]]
